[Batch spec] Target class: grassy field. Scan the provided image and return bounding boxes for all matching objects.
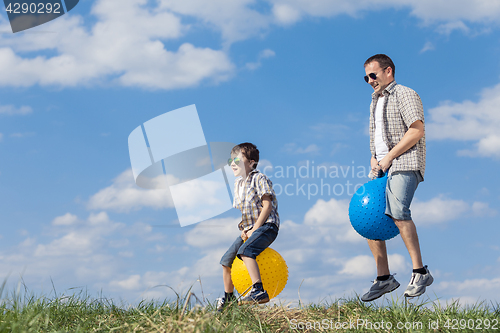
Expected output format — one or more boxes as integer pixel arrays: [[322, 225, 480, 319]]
[[0, 286, 499, 332]]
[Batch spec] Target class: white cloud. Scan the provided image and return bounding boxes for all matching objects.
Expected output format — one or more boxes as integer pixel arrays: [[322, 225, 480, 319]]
[[411, 196, 469, 224], [411, 196, 497, 224], [387, 253, 409, 274], [426, 83, 500, 158], [272, 4, 302, 25], [436, 277, 500, 302], [52, 213, 79, 226], [471, 201, 497, 217], [260, 49, 276, 59], [308, 123, 354, 142], [245, 49, 276, 70], [459, 135, 500, 158], [108, 268, 204, 301], [408, 0, 500, 23], [88, 169, 174, 212], [10, 132, 35, 138], [0, 0, 234, 89], [420, 41, 435, 53], [158, 0, 270, 44], [0, 209, 173, 302], [158, 0, 500, 42], [436, 21, 470, 35], [339, 254, 408, 277], [304, 198, 363, 243], [185, 217, 239, 248], [118, 220, 239, 299], [1, 0, 497, 89], [284, 143, 320, 154], [340, 255, 375, 277], [168, 178, 229, 210], [258, 159, 273, 175], [268, 0, 500, 28], [0, 104, 32, 115], [35, 212, 122, 257], [111, 274, 142, 290]]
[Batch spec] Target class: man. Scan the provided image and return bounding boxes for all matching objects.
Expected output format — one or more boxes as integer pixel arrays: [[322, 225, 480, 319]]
[[361, 54, 433, 302]]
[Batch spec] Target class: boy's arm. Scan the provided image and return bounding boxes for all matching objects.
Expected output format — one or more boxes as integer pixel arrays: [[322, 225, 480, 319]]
[[244, 194, 272, 239]]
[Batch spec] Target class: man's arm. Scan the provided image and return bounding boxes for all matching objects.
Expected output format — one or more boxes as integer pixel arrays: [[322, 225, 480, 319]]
[[378, 120, 424, 172]]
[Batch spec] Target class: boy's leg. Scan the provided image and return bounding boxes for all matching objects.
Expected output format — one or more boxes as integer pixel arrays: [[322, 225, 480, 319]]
[[238, 223, 278, 283], [240, 256, 261, 284], [222, 265, 234, 293], [218, 236, 244, 310], [237, 223, 278, 304]]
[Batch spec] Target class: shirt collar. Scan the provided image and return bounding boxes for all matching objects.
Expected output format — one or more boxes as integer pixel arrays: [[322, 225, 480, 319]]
[[237, 169, 259, 183], [246, 169, 259, 180], [371, 80, 397, 99]]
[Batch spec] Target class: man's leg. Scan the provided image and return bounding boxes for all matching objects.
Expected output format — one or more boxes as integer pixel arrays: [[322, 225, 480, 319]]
[[367, 239, 390, 276], [393, 219, 423, 269], [362, 239, 400, 302], [394, 218, 433, 297]]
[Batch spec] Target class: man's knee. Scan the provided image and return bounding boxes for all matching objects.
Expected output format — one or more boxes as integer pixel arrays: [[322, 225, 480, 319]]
[[393, 219, 413, 229]]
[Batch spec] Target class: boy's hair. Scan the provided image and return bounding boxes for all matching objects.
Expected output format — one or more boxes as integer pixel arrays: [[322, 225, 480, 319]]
[[231, 142, 259, 169], [364, 54, 396, 79]]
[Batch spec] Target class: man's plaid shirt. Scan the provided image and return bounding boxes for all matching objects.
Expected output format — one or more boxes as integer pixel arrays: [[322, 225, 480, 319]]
[[369, 81, 426, 179], [233, 169, 280, 231]]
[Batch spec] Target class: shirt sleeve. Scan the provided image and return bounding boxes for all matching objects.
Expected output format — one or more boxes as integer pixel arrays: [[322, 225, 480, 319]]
[[256, 174, 274, 200], [399, 88, 425, 127]]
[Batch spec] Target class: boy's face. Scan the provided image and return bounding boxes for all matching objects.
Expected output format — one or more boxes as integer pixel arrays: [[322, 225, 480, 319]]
[[229, 151, 254, 178]]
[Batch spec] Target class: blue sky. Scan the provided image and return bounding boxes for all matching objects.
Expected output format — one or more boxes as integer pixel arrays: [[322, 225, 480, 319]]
[[1, 0, 499, 306]]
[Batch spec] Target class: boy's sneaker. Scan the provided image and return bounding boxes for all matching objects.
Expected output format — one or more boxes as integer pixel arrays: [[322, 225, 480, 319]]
[[361, 275, 400, 302], [239, 287, 270, 305], [404, 266, 433, 298], [216, 294, 236, 312]]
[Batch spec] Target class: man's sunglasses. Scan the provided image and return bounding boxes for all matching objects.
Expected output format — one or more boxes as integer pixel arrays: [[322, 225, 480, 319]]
[[228, 157, 241, 166], [364, 67, 388, 83]]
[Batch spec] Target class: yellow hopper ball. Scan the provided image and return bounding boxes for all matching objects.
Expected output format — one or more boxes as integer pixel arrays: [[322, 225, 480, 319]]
[[231, 247, 288, 300]]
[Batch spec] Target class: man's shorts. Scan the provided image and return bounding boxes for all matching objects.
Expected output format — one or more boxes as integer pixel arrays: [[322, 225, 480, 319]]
[[385, 171, 422, 221], [220, 223, 278, 268]]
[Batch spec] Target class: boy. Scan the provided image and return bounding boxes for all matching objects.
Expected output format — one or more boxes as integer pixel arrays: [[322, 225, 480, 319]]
[[217, 143, 280, 311]]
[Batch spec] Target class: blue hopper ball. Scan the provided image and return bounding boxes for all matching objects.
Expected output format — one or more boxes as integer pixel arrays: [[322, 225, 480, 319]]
[[348, 173, 399, 241]]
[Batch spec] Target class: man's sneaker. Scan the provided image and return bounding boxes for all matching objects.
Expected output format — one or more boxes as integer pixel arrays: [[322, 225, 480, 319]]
[[216, 294, 236, 312], [404, 266, 433, 298], [361, 275, 400, 302], [238, 287, 269, 305]]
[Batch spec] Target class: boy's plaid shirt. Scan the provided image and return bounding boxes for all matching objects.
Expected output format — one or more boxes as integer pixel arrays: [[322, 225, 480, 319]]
[[233, 169, 280, 231], [369, 81, 426, 179]]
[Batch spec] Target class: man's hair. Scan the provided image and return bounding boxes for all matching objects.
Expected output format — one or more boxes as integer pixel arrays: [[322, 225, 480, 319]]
[[364, 54, 395, 78], [231, 142, 259, 169]]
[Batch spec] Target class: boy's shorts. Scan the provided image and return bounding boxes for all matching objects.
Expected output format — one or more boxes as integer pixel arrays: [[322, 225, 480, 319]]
[[385, 171, 422, 221], [220, 223, 278, 268]]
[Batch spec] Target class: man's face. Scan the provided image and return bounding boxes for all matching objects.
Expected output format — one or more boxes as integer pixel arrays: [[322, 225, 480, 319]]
[[364, 61, 393, 95]]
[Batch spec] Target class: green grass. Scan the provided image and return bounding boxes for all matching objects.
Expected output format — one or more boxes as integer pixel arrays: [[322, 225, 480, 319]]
[[0, 287, 498, 332]]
